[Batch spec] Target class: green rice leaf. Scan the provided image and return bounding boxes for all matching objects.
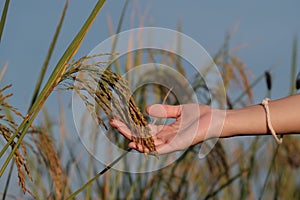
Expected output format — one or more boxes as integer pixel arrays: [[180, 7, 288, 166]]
[[0, 0, 10, 43]]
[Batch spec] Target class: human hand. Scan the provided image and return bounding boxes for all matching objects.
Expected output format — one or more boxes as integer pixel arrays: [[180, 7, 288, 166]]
[[110, 104, 224, 155]]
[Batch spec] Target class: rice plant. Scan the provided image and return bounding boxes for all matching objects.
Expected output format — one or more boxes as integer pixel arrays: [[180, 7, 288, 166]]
[[1, 1, 300, 200]]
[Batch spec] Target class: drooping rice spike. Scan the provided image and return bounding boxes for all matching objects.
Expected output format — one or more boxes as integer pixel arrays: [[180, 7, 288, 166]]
[[61, 57, 157, 157], [296, 71, 300, 90]]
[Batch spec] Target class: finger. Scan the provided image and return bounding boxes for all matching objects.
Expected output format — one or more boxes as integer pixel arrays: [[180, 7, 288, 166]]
[[128, 142, 150, 154], [110, 119, 132, 140], [146, 104, 181, 118], [128, 142, 137, 149], [129, 138, 169, 155]]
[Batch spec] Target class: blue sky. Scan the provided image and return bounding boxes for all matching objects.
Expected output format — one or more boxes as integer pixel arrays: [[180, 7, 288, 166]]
[[0, 1, 299, 113]]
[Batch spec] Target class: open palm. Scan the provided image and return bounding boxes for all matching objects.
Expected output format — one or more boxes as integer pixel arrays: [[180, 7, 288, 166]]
[[110, 104, 221, 155]]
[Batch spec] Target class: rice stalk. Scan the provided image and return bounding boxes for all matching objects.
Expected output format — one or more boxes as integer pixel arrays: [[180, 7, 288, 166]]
[[66, 148, 133, 200], [57, 93, 67, 159], [174, 22, 185, 77], [59, 54, 160, 198], [62, 54, 157, 155], [240, 137, 260, 199], [30, 128, 68, 199], [212, 29, 256, 107], [275, 136, 300, 199], [29, 0, 69, 109], [258, 144, 280, 200], [221, 55, 253, 103], [232, 72, 265, 106], [0, 0, 106, 177], [0, 85, 32, 195], [64, 144, 86, 195], [203, 169, 248, 200], [2, 7, 284, 198], [107, 0, 130, 74], [1, 158, 14, 200], [63, 53, 179, 199], [85, 122, 100, 200]]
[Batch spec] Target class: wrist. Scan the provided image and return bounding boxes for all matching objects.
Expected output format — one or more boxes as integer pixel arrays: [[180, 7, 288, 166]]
[[222, 105, 268, 138]]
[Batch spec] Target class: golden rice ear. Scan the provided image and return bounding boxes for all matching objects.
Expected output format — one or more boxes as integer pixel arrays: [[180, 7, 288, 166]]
[[61, 55, 157, 157], [0, 85, 32, 195]]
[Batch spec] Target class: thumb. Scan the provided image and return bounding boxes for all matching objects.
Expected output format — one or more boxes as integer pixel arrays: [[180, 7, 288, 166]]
[[146, 104, 181, 118]]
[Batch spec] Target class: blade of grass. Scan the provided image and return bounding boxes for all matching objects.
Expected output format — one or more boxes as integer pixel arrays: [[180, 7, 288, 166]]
[[1, 89, 22, 199], [240, 137, 260, 199], [175, 22, 185, 76], [232, 72, 265, 106], [1, 158, 14, 200], [29, 0, 69, 109], [258, 144, 280, 200], [0, 0, 106, 176], [107, 0, 129, 73], [204, 169, 248, 200], [66, 148, 132, 200], [0, 0, 10, 43], [86, 128, 99, 200]]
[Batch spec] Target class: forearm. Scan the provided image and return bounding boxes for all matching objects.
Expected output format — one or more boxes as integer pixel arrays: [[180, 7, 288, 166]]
[[223, 94, 300, 138]]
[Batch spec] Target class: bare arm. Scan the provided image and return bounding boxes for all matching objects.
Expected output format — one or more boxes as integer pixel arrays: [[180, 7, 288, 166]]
[[110, 94, 300, 155], [223, 94, 300, 138]]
